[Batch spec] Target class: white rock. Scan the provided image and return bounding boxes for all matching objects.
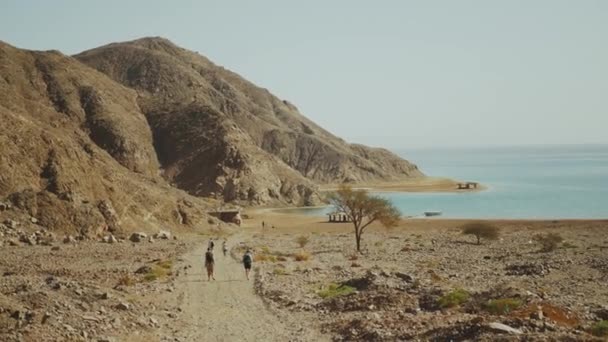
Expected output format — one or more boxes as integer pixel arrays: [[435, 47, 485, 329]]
[[488, 322, 523, 334], [154, 230, 171, 240]]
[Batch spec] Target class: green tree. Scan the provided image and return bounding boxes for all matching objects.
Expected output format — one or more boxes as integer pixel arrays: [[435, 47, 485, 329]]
[[328, 185, 401, 252]]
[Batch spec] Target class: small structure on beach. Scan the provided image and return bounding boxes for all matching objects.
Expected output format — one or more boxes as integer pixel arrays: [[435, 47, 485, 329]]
[[457, 182, 479, 190], [327, 211, 350, 223], [208, 209, 242, 226]]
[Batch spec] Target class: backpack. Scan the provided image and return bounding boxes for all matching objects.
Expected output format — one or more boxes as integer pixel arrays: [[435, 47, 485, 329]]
[[243, 253, 252, 264]]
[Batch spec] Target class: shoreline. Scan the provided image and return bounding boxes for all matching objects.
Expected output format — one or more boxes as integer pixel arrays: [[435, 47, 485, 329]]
[[251, 206, 608, 222], [319, 177, 487, 193], [247, 207, 608, 224]]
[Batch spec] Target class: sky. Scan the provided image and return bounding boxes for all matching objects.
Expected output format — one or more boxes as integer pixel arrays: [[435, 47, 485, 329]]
[[1, 0, 607, 149]]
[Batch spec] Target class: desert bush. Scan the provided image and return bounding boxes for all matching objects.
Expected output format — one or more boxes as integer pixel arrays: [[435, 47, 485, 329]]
[[318, 283, 356, 299], [561, 241, 578, 249], [261, 246, 271, 254], [591, 320, 608, 337], [485, 298, 522, 315], [348, 254, 359, 261], [461, 222, 499, 245], [144, 266, 168, 282], [255, 253, 277, 262], [143, 260, 173, 282], [438, 289, 469, 308], [273, 267, 288, 276], [158, 260, 173, 269], [296, 235, 310, 248], [534, 233, 564, 252], [116, 274, 136, 287], [293, 251, 311, 261]]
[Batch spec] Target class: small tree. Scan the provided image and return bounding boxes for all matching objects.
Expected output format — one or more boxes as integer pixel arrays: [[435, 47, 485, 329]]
[[328, 185, 401, 253], [461, 222, 499, 245], [533, 233, 563, 252]]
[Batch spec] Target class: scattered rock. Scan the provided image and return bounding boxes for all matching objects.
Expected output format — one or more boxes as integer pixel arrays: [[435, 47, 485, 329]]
[[102, 235, 118, 244], [3, 219, 18, 229], [154, 230, 171, 240], [394, 272, 414, 283], [487, 322, 523, 334], [135, 265, 152, 274], [115, 302, 130, 311], [129, 232, 147, 243], [63, 235, 77, 244]]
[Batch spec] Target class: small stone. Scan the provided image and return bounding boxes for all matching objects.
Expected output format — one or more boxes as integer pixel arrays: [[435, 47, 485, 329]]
[[102, 235, 117, 244], [488, 322, 523, 334], [154, 230, 171, 240], [115, 302, 130, 311], [129, 232, 147, 243], [3, 219, 18, 229], [30, 217, 38, 224], [63, 324, 76, 332], [63, 235, 76, 244], [135, 265, 152, 274]]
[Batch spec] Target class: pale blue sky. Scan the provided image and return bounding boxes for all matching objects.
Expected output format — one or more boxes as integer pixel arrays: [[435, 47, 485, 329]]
[[1, 0, 607, 148]]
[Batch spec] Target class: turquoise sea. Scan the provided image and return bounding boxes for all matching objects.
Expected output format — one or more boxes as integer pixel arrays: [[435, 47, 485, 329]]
[[287, 145, 608, 219]]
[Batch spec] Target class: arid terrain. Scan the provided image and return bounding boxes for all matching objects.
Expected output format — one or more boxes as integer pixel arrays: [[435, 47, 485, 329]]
[[2, 206, 607, 341]]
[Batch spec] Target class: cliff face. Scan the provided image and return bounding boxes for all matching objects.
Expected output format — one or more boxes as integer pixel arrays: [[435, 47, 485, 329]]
[[0, 41, 213, 235], [75, 37, 423, 202], [0, 37, 423, 234]]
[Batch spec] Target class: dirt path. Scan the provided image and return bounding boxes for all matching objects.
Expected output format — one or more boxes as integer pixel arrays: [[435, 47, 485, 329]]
[[167, 234, 327, 342]]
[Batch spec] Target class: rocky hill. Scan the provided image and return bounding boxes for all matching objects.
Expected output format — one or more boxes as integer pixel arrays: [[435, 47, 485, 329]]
[[75, 37, 423, 202], [0, 37, 423, 234], [0, 40, 213, 235]]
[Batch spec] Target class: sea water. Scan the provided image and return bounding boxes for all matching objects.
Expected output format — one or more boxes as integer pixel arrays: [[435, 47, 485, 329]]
[[284, 145, 608, 219]]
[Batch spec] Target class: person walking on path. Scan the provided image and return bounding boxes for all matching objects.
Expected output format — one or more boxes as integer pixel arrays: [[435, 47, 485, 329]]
[[208, 239, 215, 251], [242, 249, 253, 280], [205, 247, 216, 281], [222, 240, 228, 257]]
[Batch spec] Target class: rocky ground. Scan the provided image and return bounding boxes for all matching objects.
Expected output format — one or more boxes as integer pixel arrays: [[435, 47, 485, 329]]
[[245, 214, 608, 341], [0, 203, 236, 342], [2, 207, 607, 341]]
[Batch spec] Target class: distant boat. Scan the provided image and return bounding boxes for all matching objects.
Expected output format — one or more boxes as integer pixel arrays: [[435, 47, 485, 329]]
[[424, 211, 442, 217]]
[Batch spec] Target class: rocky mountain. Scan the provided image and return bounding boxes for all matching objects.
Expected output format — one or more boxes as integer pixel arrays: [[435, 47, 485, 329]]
[[0, 37, 423, 234], [75, 37, 423, 202], [0, 40, 213, 235]]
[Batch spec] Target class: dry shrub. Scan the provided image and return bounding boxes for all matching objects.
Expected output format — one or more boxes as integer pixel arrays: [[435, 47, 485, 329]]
[[296, 235, 310, 248], [533, 233, 564, 252], [348, 254, 359, 261], [293, 251, 311, 261], [255, 254, 277, 262], [116, 274, 136, 287], [461, 222, 500, 245]]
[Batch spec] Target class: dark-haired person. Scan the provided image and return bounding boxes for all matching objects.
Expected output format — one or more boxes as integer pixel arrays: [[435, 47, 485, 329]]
[[242, 249, 253, 280], [204, 248, 216, 281]]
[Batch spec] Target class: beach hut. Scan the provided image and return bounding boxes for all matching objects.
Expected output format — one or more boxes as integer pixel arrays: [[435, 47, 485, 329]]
[[327, 211, 350, 223]]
